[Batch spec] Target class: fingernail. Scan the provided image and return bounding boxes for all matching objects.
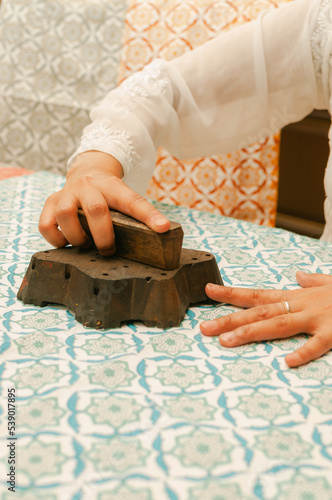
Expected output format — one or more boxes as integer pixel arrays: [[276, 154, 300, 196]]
[[286, 352, 301, 366], [152, 215, 169, 227], [100, 244, 116, 257], [220, 332, 234, 342], [206, 283, 219, 291], [201, 320, 219, 330]]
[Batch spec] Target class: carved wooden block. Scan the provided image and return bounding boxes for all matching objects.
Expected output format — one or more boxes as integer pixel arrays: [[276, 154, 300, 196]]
[[17, 247, 223, 329], [78, 209, 184, 270]]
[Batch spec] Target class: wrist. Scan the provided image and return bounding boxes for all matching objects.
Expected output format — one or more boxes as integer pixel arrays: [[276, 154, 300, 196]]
[[67, 151, 124, 182]]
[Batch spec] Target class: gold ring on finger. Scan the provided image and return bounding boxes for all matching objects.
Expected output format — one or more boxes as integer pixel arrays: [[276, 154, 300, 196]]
[[281, 300, 291, 314]]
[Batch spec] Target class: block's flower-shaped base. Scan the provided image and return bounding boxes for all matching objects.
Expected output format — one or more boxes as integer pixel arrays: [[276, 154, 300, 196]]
[[17, 247, 223, 329]]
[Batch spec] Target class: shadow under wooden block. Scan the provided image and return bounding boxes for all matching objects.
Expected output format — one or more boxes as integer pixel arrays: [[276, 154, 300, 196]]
[[17, 247, 223, 329]]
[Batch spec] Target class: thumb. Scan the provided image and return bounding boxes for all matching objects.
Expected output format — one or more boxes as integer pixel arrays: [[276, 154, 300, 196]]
[[296, 270, 332, 288]]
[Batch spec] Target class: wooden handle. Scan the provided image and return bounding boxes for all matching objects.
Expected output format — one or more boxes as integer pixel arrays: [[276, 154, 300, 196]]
[[78, 209, 184, 270]]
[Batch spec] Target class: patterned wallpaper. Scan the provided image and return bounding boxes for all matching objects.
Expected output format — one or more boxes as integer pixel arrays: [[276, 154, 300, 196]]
[[0, 0, 127, 174]]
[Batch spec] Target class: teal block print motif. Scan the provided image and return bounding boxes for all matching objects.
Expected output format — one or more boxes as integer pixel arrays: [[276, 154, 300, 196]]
[[14, 332, 64, 356], [163, 395, 216, 421], [18, 398, 65, 428], [86, 437, 149, 473], [1, 173, 332, 498], [308, 388, 332, 413], [155, 362, 205, 389], [14, 311, 64, 330], [81, 336, 129, 356], [172, 429, 233, 469], [237, 392, 291, 420], [222, 359, 273, 384], [86, 395, 144, 427], [188, 481, 243, 500], [150, 331, 195, 356], [10, 362, 66, 391], [97, 485, 153, 500], [291, 360, 332, 380], [19, 439, 69, 480], [85, 360, 135, 388], [274, 473, 332, 500], [254, 429, 313, 461], [3, 493, 57, 500]]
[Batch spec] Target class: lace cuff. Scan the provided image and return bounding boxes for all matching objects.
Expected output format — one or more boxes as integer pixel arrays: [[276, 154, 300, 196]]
[[67, 122, 141, 179]]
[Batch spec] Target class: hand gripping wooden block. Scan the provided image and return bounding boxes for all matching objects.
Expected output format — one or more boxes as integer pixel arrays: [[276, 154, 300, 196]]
[[78, 209, 184, 270], [17, 211, 223, 328]]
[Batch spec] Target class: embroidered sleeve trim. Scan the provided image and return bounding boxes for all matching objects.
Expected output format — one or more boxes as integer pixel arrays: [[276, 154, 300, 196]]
[[67, 123, 141, 178]]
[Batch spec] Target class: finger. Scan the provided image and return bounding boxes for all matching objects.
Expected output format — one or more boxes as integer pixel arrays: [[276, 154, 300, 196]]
[[285, 333, 332, 367], [55, 193, 91, 249], [216, 311, 309, 348], [200, 301, 296, 337], [96, 177, 171, 233], [80, 191, 115, 256], [296, 271, 332, 288], [205, 283, 292, 308], [39, 194, 68, 248]]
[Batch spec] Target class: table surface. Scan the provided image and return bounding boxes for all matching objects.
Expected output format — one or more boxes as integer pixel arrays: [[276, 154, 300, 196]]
[[1, 170, 332, 500]]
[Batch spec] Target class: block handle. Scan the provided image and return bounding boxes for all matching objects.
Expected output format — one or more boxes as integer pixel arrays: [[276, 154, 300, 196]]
[[78, 209, 184, 270]]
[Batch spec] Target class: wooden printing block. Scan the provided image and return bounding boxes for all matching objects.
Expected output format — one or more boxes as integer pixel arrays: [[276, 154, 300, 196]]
[[17, 247, 223, 329], [17, 210, 223, 328]]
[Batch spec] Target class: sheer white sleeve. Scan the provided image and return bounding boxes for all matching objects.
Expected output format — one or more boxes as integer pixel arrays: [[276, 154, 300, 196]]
[[69, 0, 326, 196], [312, 0, 332, 242]]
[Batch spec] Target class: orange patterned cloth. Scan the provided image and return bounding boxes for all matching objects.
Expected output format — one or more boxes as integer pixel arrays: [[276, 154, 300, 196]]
[[119, 0, 290, 226], [0, 165, 33, 181]]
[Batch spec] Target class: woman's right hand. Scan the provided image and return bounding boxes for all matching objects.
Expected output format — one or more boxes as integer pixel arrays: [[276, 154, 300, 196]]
[[38, 151, 170, 256]]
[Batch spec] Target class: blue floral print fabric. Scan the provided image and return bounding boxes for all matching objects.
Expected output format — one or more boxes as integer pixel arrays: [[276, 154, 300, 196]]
[[0, 172, 332, 500]]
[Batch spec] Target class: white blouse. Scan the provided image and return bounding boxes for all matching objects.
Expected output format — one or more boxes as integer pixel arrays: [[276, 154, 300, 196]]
[[69, 0, 332, 242]]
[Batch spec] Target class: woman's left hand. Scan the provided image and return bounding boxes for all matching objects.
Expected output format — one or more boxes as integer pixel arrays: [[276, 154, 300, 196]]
[[200, 271, 332, 367]]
